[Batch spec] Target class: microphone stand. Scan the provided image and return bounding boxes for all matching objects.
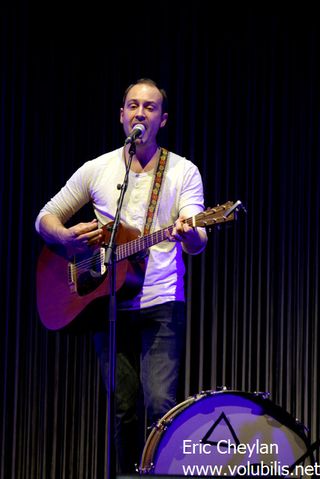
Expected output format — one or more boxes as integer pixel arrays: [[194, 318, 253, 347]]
[[104, 141, 136, 479]]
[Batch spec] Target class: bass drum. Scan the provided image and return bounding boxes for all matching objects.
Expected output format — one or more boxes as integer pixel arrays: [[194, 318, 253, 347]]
[[140, 390, 313, 477]]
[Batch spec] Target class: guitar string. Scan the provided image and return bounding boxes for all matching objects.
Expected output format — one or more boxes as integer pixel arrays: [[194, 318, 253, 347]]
[[74, 226, 175, 272], [73, 220, 191, 272], [73, 212, 225, 273], [73, 210, 225, 273]]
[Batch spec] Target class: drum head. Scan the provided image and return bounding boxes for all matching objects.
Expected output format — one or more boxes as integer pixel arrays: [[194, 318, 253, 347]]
[[140, 391, 313, 477]]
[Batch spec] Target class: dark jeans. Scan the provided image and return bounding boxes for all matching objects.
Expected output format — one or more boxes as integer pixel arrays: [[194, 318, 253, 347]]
[[93, 300, 186, 474]]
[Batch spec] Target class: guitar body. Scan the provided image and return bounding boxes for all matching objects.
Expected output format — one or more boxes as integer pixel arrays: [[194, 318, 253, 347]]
[[36, 222, 146, 330]]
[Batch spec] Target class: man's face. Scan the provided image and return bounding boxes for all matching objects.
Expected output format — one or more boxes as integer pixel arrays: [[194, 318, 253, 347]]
[[120, 83, 168, 146]]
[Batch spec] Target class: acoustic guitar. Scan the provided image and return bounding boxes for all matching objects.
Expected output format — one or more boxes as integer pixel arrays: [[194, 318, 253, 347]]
[[36, 200, 243, 330]]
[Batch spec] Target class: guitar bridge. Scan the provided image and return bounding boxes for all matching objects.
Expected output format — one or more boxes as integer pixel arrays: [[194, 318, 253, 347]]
[[99, 248, 107, 275], [68, 262, 78, 293]]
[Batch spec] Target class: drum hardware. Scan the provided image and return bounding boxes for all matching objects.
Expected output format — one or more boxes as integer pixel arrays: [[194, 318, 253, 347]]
[[136, 461, 155, 474], [154, 418, 172, 432], [253, 391, 271, 400], [295, 418, 310, 437], [199, 389, 215, 396], [215, 385, 229, 392], [138, 464, 154, 474]]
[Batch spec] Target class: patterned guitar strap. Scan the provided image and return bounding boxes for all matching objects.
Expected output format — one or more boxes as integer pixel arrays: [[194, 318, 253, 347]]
[[143, 147, 169, 236]]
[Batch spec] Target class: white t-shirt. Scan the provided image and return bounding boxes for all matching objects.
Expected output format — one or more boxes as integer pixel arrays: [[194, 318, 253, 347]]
[[35, 147, 206, 309]]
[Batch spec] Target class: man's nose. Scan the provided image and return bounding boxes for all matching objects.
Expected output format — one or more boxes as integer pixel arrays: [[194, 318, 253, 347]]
[[135, 106, 145, 119]]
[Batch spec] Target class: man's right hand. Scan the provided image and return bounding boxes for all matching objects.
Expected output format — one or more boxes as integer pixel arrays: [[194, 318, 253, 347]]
[[39, 215, 103, 255], [61, 219, 103, 254]]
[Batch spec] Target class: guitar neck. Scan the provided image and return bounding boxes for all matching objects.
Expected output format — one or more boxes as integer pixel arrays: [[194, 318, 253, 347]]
[[116, 223, 176, 261], [115, 200, 241, 261]]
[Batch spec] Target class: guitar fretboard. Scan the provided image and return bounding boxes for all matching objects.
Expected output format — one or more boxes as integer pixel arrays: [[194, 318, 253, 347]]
[[116, 224, 176, 261]]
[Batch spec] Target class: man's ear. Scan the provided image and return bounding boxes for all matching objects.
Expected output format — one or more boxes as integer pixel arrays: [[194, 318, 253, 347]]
[[160, 112, 168, 129], [120, 108, 124, 124]]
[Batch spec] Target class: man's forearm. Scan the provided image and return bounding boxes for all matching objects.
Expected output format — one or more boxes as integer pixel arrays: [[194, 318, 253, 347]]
[[38, 214, 68, 245]]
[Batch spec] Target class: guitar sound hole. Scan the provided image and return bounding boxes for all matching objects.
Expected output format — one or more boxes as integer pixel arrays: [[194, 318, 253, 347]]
[[76, 250, 108, 296]]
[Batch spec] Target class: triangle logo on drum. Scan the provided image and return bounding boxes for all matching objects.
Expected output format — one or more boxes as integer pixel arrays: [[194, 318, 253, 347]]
[[201, 412, 240, 447]]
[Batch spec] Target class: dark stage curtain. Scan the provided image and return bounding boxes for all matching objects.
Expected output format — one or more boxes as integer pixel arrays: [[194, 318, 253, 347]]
[[1, 5, 319, 478]]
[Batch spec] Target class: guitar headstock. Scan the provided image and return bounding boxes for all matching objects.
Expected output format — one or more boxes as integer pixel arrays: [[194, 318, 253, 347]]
[[195, 200, 244, 228]]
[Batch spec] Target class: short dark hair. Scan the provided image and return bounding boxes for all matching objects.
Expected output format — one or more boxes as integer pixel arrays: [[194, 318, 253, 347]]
[[122, 78, 168, 113]]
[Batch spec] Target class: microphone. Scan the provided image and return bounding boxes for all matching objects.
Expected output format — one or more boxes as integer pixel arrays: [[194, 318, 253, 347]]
[[124, 124, 146, 145]]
